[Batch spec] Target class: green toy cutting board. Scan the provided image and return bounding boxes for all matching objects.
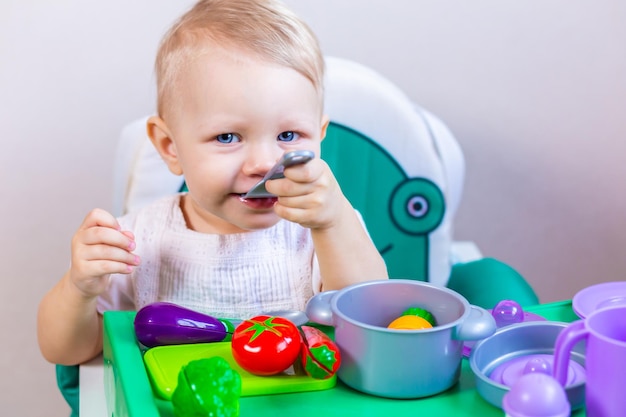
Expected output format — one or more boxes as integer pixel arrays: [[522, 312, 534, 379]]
[[143, 341, 336, 400]]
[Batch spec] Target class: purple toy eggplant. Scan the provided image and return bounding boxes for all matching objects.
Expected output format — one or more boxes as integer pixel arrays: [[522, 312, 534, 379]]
[[134, 302, 234, 348]]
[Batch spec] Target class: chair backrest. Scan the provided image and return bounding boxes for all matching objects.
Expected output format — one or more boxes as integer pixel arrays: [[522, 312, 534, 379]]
[[321, 57, 464, 286], [113, 57, 465, 286]]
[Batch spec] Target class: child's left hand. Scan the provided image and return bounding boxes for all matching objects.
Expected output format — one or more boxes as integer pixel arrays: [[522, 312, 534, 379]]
[[266, 157, 350, 230]]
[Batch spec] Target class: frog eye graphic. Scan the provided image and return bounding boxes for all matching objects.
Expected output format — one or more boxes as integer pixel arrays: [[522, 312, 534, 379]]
[[406, 195, 428, 218], [389, 178, 445, 235]]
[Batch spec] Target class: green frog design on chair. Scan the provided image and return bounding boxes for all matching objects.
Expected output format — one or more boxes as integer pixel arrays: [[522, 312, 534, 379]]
[[322, 122, 538, 309], [323, 123, 444, 281]]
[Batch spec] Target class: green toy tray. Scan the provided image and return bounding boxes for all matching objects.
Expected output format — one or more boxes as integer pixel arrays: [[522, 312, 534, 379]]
[[103, 301, 586, 417], [144, 341, 336, 400]]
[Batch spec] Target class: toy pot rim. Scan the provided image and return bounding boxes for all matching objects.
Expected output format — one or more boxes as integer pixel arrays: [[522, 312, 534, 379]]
[[308, 279, 490, 338]]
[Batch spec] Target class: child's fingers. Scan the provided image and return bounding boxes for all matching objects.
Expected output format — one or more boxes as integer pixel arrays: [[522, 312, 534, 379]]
[[120, 230, 135, 240], [71, 243, 140, 290], [92, 258, 139, 276], [73, 209, 135, 251], [69, 209, 139, 296], [75, 226, 135, 251], [273, 166, 344, 229], [267, 172, 320, 197], [79, 243, 139, 266], [282, 158, 323, 184], [264, 158, 321, 196], [79, 208, 122, 231], [268, 159, 328, 197], [73, 227, 140, 271], [75, 259, 136, 281], [69, 257, 136, 297]]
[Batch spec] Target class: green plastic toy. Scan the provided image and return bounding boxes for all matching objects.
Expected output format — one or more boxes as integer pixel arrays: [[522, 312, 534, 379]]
[[402, 307, 437, 326], [172, 357, 242, 417]]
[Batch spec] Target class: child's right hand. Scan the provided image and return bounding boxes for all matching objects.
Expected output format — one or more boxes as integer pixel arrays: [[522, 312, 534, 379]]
[[68, 208, 140, 298]]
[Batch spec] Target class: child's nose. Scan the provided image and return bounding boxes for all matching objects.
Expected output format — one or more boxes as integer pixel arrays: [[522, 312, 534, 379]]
[[243, 149, 281, 177]]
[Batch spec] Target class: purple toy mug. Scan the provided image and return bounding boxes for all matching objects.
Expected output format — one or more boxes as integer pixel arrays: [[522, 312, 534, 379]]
[[554, 305, 626, 417]]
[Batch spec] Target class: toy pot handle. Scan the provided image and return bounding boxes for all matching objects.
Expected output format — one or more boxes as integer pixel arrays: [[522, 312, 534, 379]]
[[454, 305, 497, 341], [305, 290, 338, 326], [553, 319, 587, 386]]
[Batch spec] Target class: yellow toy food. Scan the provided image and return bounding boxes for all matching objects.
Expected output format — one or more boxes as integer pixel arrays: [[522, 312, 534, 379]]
[[387, 315, 433, 330]]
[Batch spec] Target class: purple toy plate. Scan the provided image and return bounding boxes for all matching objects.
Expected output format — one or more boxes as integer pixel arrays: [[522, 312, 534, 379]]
[[572, 281, 626, 318], [488, 354, 585, 388]]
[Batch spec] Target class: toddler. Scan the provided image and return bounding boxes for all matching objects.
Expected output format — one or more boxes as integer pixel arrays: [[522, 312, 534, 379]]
[[38, 0, 387, 366]]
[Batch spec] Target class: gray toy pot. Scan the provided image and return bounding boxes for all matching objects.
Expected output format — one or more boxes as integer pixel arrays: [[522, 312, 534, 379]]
[[306, 279, 496, 398]]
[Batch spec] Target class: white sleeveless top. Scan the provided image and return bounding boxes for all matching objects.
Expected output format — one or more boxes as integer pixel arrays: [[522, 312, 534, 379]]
[[97, 194, 320, 319]]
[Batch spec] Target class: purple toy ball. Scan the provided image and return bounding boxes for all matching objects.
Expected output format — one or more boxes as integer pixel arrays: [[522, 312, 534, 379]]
[[463, 299, 545, 357], [503, 373, 570, 417], [523, 357, 552, 376], [492, 300, 525, 328]]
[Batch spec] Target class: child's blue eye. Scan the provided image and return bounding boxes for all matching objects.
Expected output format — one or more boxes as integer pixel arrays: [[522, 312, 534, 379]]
[[277, 131, 298, 142], [216, 133, 240, 143]]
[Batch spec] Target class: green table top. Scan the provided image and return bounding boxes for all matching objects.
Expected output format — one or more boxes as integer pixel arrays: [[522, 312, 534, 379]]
[[103, 300, 585, 417]]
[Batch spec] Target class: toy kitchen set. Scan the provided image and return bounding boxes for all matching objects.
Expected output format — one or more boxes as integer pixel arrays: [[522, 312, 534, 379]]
[[101, 280, 626, 417]]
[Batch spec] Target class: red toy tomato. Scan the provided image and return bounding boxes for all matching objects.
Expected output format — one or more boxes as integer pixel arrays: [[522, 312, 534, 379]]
[[231, 315, 302, 376]]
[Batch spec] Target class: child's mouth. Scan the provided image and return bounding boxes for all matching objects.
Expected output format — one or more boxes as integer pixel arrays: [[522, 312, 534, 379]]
[[238, 194, 277, 209]]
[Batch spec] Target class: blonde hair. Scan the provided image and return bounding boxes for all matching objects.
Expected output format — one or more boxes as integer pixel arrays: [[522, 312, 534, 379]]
[[155, 0, 324, 117]]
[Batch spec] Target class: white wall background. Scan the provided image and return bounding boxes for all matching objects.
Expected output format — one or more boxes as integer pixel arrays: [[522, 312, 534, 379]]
[[1, 1, 624, 415]]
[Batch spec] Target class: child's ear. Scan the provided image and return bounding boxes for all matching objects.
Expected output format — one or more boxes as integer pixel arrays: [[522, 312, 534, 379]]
[[146, 116, 183, 176], [320, 114, 330, 142]]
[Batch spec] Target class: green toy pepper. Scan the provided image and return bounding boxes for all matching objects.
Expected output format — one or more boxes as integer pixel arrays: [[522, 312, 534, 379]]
[[172, 357, 242, 417]]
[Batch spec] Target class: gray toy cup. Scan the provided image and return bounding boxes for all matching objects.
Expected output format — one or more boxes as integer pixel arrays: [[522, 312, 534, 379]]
[[305, 279, 496, 398]]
